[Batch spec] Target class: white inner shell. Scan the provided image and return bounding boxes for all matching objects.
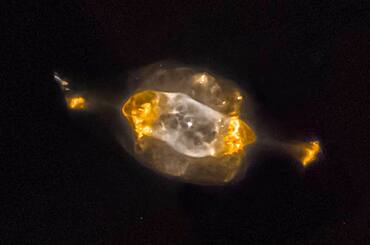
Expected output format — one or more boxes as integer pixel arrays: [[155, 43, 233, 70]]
[[151, 92, 227, 158]]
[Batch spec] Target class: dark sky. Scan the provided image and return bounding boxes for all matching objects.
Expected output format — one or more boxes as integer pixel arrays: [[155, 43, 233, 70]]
[[4, 1, 370, 244]]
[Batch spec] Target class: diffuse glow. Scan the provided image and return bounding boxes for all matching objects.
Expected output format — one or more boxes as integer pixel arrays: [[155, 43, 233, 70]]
[[192, 72, 215, 85]]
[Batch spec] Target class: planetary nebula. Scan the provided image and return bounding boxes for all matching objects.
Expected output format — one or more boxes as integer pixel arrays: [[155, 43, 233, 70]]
[[120, 63, 256, 185], [54, 62, 321, 185]]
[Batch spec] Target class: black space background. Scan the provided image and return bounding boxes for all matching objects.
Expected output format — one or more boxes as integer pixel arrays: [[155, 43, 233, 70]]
[[3, 1, 370, 244]]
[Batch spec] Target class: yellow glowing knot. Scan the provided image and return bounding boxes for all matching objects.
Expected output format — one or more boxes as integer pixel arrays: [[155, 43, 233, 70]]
[[122, 90, 159, 139], [67, 96, 86, 110], [301, 141, 320, 166], [223, 116, 256, 155]]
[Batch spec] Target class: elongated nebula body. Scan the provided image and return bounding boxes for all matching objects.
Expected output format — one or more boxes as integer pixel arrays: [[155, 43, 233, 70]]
[[120, 64, 256, 184]]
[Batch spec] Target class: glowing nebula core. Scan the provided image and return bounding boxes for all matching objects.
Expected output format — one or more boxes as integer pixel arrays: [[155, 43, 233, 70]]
[[120, 63, 256, 185]]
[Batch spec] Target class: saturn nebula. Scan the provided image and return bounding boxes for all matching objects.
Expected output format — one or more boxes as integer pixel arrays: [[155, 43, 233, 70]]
[[54, 62, 321, 185]]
